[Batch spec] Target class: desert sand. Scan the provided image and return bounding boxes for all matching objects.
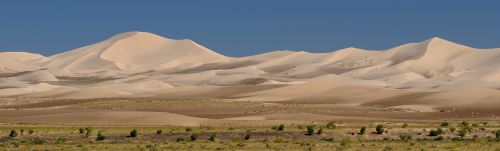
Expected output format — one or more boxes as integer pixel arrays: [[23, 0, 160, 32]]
[[1, 31, 500, 125]]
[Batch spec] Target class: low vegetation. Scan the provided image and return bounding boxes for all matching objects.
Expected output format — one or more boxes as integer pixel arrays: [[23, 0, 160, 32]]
[[0, 121, 499, 150]]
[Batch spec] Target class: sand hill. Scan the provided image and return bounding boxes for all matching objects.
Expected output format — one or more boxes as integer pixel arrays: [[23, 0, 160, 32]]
[[2, 32, 500, 112]]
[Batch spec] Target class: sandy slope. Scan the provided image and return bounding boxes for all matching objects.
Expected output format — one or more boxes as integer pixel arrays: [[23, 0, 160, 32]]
[[1, 32, 500, 113]]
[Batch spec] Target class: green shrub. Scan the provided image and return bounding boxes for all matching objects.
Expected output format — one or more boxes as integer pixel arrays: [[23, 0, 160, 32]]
[[359, 126, 366, 135], [28, 129, 34, 135], [458, 129, 467, 138], [429, 128, 444, 136], [176, 138, 185, 142], [156, 130, 162, 134], [209, 132, 216, 141], [20, 129, 24, 134], [55, 137, 67, 144], [376, 124, 384, 134], [306, 125, 315, 136], [129, 129, 138, 137], [441, 122, 449, 127], [185, 128, 192, 132], [402, 123, 408, 128], [190, 133, 199, 141], [9, 130, 18, 138], [96, 131, 106, 141], [340, 138, 352, 147], [400, 133, 412, 141], [271, 125, 279, 131], [278, 124, 285, 131], [317, 128, 323, 135], [326, 122, 337, 129], [459, 121, 469, 127], [450, 127, 456, 133], [244, 133, 251, 140], [495, 130, 500, 139], [79, 128, 85, 134], [32, 137, 45, 144], [85, 127, 93, 137]]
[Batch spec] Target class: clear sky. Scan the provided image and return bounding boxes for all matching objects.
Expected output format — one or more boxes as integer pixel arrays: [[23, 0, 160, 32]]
[[1, 0, 499, 57]]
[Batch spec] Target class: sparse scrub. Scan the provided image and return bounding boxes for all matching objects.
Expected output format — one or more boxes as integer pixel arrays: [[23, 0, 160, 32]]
[[209, 132, 216, 141], [400, 133, 413, 141], [402, 123, 408, 128], [190, 133, 199, 141], [429, 128, 444, 136], [495, 130, 500, 139], [376, 124, 384, 134], [278, 124, 285, 131], [185, 127, 192, 132], [326, 122, 337, 129], [244, 133, 251, 140], [9, 130, 18, 138], [441, 122, 449, 127], [129, 129, 138, 137], [156, 129, 162, 134], [359, 126, 366, 135], [28, 129, 34, 135], [317, 127, 323, 135], [306, 125, 315, 136], [96, 131, 106, 141]]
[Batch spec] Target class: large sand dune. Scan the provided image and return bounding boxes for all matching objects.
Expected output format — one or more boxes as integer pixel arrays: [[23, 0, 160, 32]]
[[2, 31, 500, 120]]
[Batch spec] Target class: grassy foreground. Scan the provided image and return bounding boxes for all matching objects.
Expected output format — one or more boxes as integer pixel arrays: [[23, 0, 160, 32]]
[[0, 122, 500, 151]]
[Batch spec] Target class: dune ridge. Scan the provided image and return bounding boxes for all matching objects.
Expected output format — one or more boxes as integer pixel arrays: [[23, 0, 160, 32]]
[[2, 31, 500, 111]]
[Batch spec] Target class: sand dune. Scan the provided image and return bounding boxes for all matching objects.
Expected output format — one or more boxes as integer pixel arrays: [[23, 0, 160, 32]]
[[2, 31, 500, 112]]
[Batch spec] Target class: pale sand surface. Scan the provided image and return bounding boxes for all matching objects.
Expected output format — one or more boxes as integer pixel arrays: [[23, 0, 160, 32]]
[[1, 32, 500, 125]]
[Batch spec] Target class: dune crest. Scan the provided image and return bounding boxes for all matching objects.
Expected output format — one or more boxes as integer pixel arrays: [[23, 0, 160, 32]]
[[2, 32, 500, 110]]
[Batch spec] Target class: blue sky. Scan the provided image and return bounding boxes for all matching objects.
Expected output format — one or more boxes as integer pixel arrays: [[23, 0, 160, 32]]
[[1, 0, 499, 57]]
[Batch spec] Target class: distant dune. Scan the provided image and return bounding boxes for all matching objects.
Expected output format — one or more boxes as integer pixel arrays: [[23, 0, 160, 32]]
[[2, 31, 500, 112]]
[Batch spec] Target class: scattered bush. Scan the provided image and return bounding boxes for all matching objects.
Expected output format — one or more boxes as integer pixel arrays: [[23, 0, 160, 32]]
[[450, 127, 456, 133], [85, 127, 93, 137], [400, 133, 413, 141], [402, 123, 408, 128], [458, 129, 467, 138], [298, 125, 305, 129], [9, 130, 18, 138], [28, 129, 34, 135], [375, 124, 384, 134], [441, 122, 449, 127], [55, 137, 67, 144], [306, 125, 315, 136], [326, 122, 337, 129], [176, 138, 185, 142], [79, 128, 85, 134], [32, 137, 45, 144], [244, 133, 251, 140], [209, 132, 216, 141], [359, 127, 366, 135], [278, 124, 285, 131], [459, 121, 469, 128], [495, 130, 500, 139], [429, 128, 444, 136], [271, 125, 279, 131], [190, 133, 199, 141], [20, 129, 24, 134], [129, 129, 138, 137], [156, 130, 162, 134], [472, 135, 480, 141], [340, 138, 352, 147], [96, 131, 106, 141], [317, 128, 323, 135], [185, 128, 192, 132]]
